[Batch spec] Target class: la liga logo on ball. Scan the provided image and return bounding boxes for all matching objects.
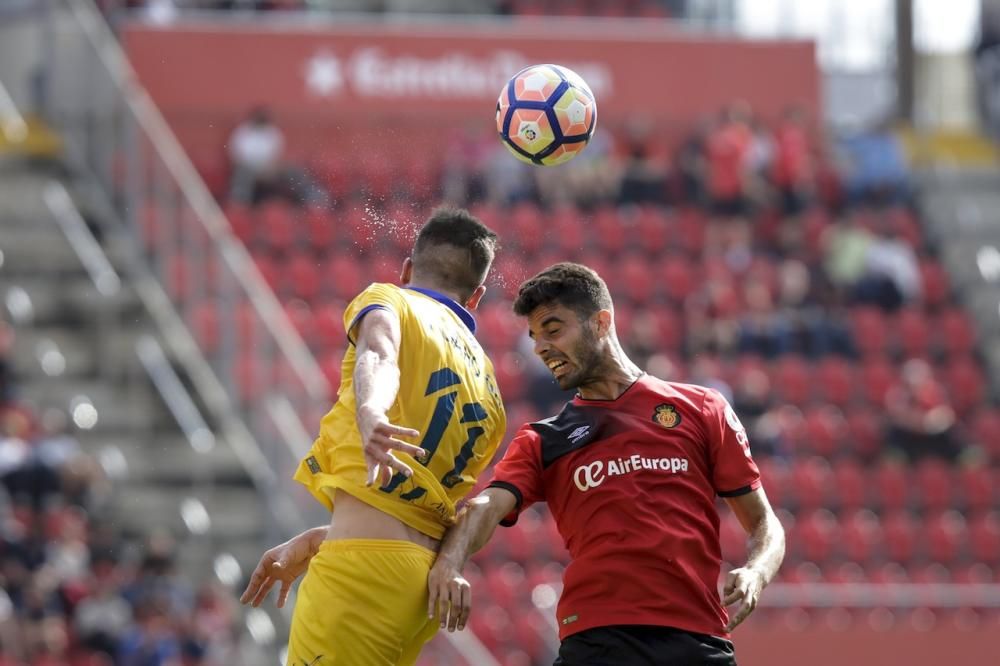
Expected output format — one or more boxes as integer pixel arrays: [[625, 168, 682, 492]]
[[496, 64, 597, 166]]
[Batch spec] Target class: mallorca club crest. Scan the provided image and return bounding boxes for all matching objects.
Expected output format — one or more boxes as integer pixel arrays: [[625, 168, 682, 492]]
[[652, 404, 681, 429]]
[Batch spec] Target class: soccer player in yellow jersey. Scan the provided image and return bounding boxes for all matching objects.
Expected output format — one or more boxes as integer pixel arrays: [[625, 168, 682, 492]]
[[242, 208, 506, 665]]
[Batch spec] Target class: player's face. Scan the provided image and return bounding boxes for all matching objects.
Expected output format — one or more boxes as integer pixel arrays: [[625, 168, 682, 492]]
[[526, 302, 604, 391]]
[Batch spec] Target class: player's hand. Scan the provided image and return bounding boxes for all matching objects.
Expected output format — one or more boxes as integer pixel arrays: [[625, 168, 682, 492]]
[[722, 566, 765, 632], [239, 532, 317, 609], [427, 556, 472, 632], [356, 405, 424, 487]]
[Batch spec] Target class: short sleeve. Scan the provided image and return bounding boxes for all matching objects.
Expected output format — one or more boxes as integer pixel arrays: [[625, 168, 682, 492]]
[[487, 426, 545, 527], [702, 388, 761, 497], [343, 283, 406, 345]]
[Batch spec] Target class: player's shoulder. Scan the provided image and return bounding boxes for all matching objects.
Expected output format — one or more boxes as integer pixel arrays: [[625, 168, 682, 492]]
[[351, 282, 406, 307], [643, 376, 726, 414], [644, 375, 713, 401]]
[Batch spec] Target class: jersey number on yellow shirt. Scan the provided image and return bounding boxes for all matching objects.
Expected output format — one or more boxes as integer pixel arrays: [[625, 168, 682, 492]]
[[379, 367, 488, 500]]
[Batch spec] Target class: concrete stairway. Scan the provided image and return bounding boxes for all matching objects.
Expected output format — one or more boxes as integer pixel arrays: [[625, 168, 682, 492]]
[[918, 166, 1000, 396], [0, 162, 268, 579]]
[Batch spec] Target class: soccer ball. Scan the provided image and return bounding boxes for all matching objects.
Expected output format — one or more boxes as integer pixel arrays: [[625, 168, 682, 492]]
[[496, 64, 597, 166]]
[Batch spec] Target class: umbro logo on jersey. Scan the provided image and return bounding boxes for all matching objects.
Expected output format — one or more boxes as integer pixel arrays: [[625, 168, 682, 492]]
[[567, 425, 591, 444], [573, 455, 690, 491]]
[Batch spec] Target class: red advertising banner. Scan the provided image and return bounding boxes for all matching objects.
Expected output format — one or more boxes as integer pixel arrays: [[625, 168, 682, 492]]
[[123, 19, 817, 164]]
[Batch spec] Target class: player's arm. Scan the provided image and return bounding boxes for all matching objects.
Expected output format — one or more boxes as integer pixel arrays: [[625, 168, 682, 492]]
[[239, 525, 328, 608], [427, 487, 518, 632], [722, 487, 785, 631], [352, 308, 426, 487]]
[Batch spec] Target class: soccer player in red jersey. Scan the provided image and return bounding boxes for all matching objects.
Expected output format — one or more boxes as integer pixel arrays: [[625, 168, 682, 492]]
[[427, 262, 785, 665]]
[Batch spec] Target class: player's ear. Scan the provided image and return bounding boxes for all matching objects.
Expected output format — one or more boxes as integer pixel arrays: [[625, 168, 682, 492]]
[[594, 309, 613, 337], [465, 285, 486, 311], [400, 257, 413, 285]]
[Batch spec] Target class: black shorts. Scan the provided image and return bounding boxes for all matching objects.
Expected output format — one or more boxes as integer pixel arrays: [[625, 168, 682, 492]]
[[554, 625, 737, 666]]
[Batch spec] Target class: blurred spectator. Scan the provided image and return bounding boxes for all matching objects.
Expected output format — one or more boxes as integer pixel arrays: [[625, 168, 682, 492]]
[[770, 106, 815, 216], [616, 118, 668, 205], [822, 213, 874, 297], [675, 116, 712, 203], [837, 119, 911, 207], [776, 259, 853, 357], [853, 227, 921, 311], [227, 107, 285, 205], [974, 4, 1000, 141], [227, 106, 329, 206], [118, 596, 182, 666], [0, 322, 12, 405], [124, 532, 194, 619], [885, 359, 958, 461], [705, 103, 754, 218], [737, 280, 788, 358], [75, 560, 133, 658]]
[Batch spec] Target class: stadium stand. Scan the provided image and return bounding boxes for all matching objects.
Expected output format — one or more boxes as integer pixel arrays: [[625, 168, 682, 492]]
[[6, 1, 1000, 664], [207, 106, 1000, 662]]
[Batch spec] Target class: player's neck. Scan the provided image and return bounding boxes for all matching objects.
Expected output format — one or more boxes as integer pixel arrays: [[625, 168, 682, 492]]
[[576, 348, 644, 401], [406, 280, 465, 306]]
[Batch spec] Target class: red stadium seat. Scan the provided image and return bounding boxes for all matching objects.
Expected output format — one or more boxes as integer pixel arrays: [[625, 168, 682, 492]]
[[859, 357, 896, 406], [814, 357, 856, 408], [259, 199, 298, 253], [894, 308, 932, 359], [959, 464, 996, 512], [943, 356, 986, 415], [831, 459, 867, 511], [594, 206, 627, 256], [844, 406, 883, 459], [553, 207, 588, 257], [303, 205, 337, 249], [755, 458, 789, 510], [969, 512, 1000, 566], [483, 562, 526, 609], [251, 251, 281, 292], [868, 561, 910, 584], [797, 508, 840, 564], [635, 206, 670, 255], [191, 301, 220, 355], [914, 458, 954, 512], [886, 206, 922, 248], [872, 460, 911, 511], [286, 253, 322, 302], [167, 253, 191, 301], [882, 510, 919, 563], [937, 308, 978, 358], [313, 302, 345, 352], [840, 509, 883, 565], [619, 254, 655, 305], [224, 201, 255, 245], [657, 254, 699, 304], [324, 253, 366, 302], [970, 409, 1000, 461], [467, 603, 513, 654], [283, 299, 314, 346], [850, 307, 889, 357], [771, 355, 813, 406], [925, 510, 967, 565], [919, 257, 951, 308], [510, 203, 545, 256], [791, 457, 834, 510], [674, 207, 706, 255], [952, 563, 994, 584]]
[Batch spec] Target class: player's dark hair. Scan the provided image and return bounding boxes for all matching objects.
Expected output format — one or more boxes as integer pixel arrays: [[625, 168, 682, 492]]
[[513, 262, 613, 319], [412, 207, 499, 300]]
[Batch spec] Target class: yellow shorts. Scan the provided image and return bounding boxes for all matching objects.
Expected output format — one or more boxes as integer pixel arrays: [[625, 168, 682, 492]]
[[286, 539, 438, 666]]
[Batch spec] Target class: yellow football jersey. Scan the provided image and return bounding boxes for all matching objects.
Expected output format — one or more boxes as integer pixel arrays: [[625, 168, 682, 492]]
[[294, 283, 506, 539]]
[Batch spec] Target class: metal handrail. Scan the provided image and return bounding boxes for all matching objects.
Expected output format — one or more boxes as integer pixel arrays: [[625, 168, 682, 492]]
[[67, 0, 329, 404]]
